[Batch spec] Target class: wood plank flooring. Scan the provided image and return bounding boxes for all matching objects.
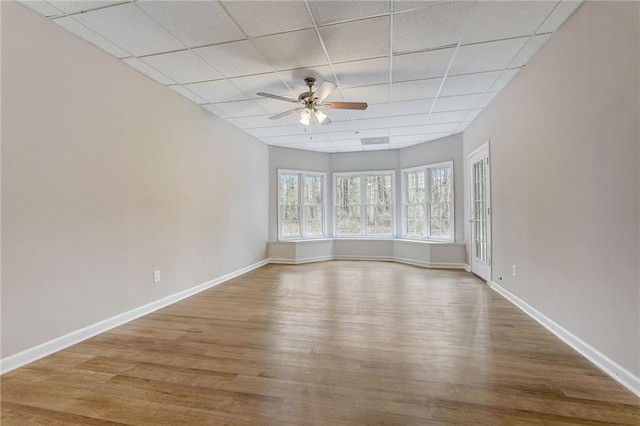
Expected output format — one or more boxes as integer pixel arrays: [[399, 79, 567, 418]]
[[2, 261, 638, 425]]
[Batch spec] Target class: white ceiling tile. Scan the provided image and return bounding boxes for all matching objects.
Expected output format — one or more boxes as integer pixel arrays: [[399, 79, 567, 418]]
[[537, 1, 583, 34], [168, 84, 208, 105], [348, 103, 389, 120], [136, 1, 244, 47], [391, 99, 433, 116], [194, 40, 273, 78], [254, 96, 300, 114], [325, 84, 390, 105], [230, 73, 291, 99], [278, 66, 334, 91], [202, 103, 232, 118], [509, 34, 552, 68], [390, 135, 419, 145], [278, 125, 317, 136], [357, 129, 389, 138], [47, 1, 121, 14], [213, 100, 267, 117], [73, 3, 184, 56], [241, 114, 288, 129], [333, 57, 390, 88], [462, 1, 557, 44], [439, 71, 501, 97], [420, 132, 454, 143], [334, 138, 364, 146], [476, 92, 499, 109], [391, 115, 428, 127], [394, 1, 457, 12], [432, 94, 483, 112], [222, 1, 312, 38], [489, 69, 520, 92], [183, 79, 248, 103], [320, 17, 389, 63], [252, 29, 327, 71], [266, 134, 328, 145], [323, 109, 353, 122], [320, 119, 356, 132], [425, 110, 470, 124], [464, 109, 483, 122], [390, 126, 424, 136], [422, 123, 460, 134], [353, 117, 389, 130], [393, 2, 472, 53], [141, 50, 222, 84], [18, 1, 64, 17], [122, 57, 175, 85], [53, 16, 131, 58], [392, 48, 454, 82], [309, 1, 390, 25], [449, 38, 528, 76], [328, 131, 360, 141], [391, 78, 441, 102], [271, 142, 312, 150], [225, 117, 253, 128], [250, 127, 291, 137], [304, 134, 330, 144]]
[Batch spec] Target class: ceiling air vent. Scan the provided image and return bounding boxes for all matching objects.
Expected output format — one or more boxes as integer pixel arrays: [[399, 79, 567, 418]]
[[361, 136, 389, 145]]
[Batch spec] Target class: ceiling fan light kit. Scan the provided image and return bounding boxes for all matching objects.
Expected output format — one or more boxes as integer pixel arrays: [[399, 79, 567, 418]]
[[257, 77, 368, 127]]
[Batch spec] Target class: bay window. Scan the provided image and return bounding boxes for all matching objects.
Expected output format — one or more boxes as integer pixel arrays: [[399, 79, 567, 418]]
[[335, 171, 394, 237], [278, 170, 325, 239], [402, 162, 454, 241]]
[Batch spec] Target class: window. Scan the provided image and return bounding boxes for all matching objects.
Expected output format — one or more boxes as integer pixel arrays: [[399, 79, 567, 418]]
[[278, 170, 325, 239], [334, 171, 394, 237], [402, 162, 454, 241]]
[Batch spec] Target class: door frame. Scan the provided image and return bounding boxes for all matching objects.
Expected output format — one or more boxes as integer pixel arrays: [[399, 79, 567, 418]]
[[468, 141, 492, 282]]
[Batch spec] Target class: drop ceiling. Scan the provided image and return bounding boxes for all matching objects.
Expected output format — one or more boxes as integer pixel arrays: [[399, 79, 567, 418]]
[[18, 0, 583, 153]]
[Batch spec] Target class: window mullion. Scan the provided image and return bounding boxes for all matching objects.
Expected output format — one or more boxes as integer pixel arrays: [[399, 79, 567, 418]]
[[360, 174, 366, 236], [299, 173, 305, 238], [424, 169, 430, 239]]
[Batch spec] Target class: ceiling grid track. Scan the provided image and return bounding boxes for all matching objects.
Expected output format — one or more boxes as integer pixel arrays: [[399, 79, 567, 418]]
[[18, 0, 585, 153]]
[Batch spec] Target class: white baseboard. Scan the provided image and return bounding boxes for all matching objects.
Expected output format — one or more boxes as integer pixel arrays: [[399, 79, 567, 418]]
[[0, 259, 269, 375], [332, 255, 394, 262], [463, 264, 471, 272], [270, 254, 467, 270], [268, 255, 333, 264], [490, 281, 640, 398]]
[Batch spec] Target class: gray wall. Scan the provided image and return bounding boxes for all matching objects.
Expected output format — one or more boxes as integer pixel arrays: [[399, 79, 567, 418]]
[[463, 1, 639, 376], [1, 2, 269, 358], [269, 134, 464, 241], [268, 146, 330, 240]]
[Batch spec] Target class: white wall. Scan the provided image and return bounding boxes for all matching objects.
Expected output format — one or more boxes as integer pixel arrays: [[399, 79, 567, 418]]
[[463, 1, 639, 378], [400, 136, 464, 242], [1, 2, 269, 358], [269, 134, 464, 241]]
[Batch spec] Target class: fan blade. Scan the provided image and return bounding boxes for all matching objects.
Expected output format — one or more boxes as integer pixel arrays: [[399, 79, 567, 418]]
[[322, 102, 368, 110], [314, 81, 337, 103], [269, 108, 302, 120], [257, 92, 298, 103]]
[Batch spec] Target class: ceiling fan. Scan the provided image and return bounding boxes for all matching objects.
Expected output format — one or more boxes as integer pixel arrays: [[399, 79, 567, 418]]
[[256, 77, 368, 126]]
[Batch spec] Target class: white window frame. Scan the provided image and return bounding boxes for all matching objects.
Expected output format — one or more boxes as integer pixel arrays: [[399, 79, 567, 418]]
[[401, 161, 454, 242], [333, 170, 396, 238], [277, 169, 327, 241]]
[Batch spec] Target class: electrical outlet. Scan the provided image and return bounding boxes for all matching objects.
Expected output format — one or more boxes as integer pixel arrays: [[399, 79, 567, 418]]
[[153, 270, 160, 283], [512, 265, 517, 277]]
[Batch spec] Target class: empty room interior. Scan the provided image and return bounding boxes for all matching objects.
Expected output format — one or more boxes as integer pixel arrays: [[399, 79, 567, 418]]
[[1, 0, 639, 424]]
